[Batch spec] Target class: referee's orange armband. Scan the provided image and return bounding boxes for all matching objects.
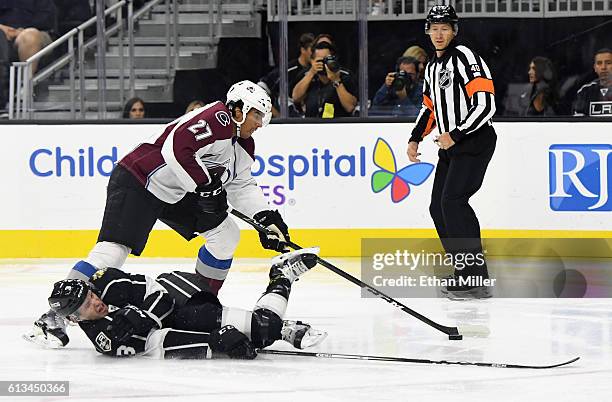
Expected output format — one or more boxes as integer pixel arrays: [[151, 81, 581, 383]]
[[465, 77, 495, 98]]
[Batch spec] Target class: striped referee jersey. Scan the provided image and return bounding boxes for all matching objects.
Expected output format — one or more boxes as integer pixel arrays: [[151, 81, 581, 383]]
[[410, 44, 496, 143]]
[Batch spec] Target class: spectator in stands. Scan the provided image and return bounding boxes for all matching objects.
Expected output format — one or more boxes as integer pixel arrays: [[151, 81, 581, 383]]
[[0, 0, 57, 106], [403, 45, 427, 81], [123, 97, 145, 119], [370, 56, 423, 117], [292, 41, 358, 118], [574, 48, 612, 117], [0, 0, 57, 73], [185, 99, 205, 113], [519, 56, 558, 116], [257, 32, 314, 118]]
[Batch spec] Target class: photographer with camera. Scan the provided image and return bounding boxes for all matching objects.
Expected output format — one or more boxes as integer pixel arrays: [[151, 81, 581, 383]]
[[370, 56, 423, 116], [257, 32, 315, 118], [292, 41, 358, 118]]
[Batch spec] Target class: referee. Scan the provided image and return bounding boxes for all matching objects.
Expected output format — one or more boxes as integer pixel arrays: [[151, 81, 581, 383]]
[[407, 5, 496, 299]]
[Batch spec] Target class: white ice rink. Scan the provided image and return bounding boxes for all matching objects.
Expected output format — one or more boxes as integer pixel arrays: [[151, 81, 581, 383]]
[[2, 258, 612, 402]]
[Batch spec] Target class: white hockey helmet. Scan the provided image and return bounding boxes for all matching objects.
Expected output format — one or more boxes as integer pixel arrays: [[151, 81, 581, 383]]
[[226, 80, 272, 127]]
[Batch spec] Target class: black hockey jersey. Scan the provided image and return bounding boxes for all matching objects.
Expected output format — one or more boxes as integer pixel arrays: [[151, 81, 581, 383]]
[[78, 268, 175, 357], [156, 271, 220, 308], [574, 80, 612, 116], [78, 309, 152, 357], [78, 268, 220, 357]]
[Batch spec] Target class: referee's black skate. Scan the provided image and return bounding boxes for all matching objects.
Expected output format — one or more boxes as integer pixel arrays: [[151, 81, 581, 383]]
[[441, 282, 492, 300], [23, 310, 69, 348], [281, 320, 327, 349], [270, 247, 319, 283], [440, 274, 492, 300]]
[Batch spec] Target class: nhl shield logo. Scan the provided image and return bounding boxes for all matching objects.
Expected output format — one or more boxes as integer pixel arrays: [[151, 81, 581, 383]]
[[438, 68, 452, 89], [96, 332, 112, 352]]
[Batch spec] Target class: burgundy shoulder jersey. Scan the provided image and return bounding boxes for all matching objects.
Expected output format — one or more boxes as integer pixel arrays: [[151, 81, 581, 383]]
[[119, 101, 269, 217]]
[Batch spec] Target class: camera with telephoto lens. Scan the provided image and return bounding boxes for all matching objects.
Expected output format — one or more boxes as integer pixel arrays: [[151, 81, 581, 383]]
[[322, 55, 341, 73], [391, 70, 413, 91]]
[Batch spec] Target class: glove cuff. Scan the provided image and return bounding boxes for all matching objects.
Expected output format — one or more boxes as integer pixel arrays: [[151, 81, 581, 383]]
[[254, 210, 281, 224]]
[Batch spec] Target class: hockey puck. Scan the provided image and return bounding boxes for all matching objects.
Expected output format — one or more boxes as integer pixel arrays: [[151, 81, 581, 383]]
[[448, 334, 463, 340]]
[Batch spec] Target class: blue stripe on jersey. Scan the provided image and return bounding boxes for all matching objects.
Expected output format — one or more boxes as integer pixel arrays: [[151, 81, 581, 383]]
[[72, 260, 98, 278], [198, 246, 232, 270]]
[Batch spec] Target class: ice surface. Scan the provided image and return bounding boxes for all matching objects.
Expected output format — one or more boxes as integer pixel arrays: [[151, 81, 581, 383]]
[[2, 257, 611, 401]]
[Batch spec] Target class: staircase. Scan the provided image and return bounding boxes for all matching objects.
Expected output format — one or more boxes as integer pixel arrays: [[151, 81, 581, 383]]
[[31, 0, 261, 119]]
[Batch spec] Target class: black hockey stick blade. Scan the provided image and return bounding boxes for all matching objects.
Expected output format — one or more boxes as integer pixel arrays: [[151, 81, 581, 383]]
[[259, 349, 580, 369], [229, 209, 485, 340]]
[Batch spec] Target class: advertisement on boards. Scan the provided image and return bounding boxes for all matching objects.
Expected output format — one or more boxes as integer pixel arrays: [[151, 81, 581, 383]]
[[0, 122, 609, 233]]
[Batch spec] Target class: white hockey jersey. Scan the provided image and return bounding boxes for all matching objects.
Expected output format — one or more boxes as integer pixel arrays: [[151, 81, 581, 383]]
[[119, 101, 269, 218]]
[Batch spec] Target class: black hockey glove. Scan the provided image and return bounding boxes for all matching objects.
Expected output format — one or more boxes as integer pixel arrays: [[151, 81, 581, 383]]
[[253, 210, 290, 252], [208, 325, 257, 360], [106, 306, 158, 344], [195, 176, 228, 215]]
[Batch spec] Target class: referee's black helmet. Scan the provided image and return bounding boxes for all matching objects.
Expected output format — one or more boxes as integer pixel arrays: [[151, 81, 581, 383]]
[[425, 5, 459, 34]]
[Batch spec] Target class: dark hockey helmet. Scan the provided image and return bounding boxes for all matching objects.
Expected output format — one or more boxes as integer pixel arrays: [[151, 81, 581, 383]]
[[425, 5, 459, 34], [48, 279, 90, 318]]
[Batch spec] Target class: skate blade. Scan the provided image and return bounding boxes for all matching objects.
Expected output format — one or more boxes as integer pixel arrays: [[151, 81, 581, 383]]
[[441, 287, 492, 301], [299, 330, 328, 349], [22, 331, 64, 349], [271, 247, 321, 266]]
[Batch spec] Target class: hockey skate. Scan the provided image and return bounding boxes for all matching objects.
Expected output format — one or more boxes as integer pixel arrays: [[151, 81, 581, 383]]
[[270, 247, 320, 283], [23, 310, 69, 348], [281, 320, 328, 349], [440, 283, 492, 300], [439, 274, 492, 300]]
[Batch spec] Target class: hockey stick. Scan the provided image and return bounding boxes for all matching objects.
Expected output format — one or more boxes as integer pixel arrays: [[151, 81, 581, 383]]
[[230, 209, 488, 340], [259, 349, 580, 369]]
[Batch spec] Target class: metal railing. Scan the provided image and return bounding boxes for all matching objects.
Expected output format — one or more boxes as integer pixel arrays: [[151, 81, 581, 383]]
[[267, 0, 612, 20], [8, 0, 180, 119], [127, 0, 179, 101]]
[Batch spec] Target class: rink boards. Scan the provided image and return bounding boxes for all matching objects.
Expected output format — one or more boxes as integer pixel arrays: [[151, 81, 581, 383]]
[[0, 121, 609, 257]]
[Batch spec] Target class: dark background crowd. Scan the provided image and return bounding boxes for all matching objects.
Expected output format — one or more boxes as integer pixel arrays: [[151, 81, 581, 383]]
[[262, 17, 611, 119], [1, 1, 610, 119]]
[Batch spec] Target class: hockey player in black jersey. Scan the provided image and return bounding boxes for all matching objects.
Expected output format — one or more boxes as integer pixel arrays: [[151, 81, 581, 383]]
[[46, 248, 326, 359]]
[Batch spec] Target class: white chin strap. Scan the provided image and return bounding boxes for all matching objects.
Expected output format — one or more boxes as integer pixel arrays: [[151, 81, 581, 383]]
[[231, 112, 248, 127], [231, 116, 244, 136], [231, 104, 251, 135]]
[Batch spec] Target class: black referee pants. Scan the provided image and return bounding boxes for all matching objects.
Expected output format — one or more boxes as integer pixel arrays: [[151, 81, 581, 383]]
[[429, 125, 496, 276]]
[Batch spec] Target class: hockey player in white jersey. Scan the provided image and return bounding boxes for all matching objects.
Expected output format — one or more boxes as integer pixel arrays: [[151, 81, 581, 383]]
[[46, 248, 326, 359], [27, 81, 292, 348]]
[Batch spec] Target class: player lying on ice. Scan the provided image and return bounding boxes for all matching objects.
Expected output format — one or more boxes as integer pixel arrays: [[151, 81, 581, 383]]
[[45, 248, 326, 359]]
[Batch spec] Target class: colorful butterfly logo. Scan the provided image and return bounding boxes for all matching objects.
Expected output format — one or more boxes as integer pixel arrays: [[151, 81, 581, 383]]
[[371, 138, 434, 203]]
